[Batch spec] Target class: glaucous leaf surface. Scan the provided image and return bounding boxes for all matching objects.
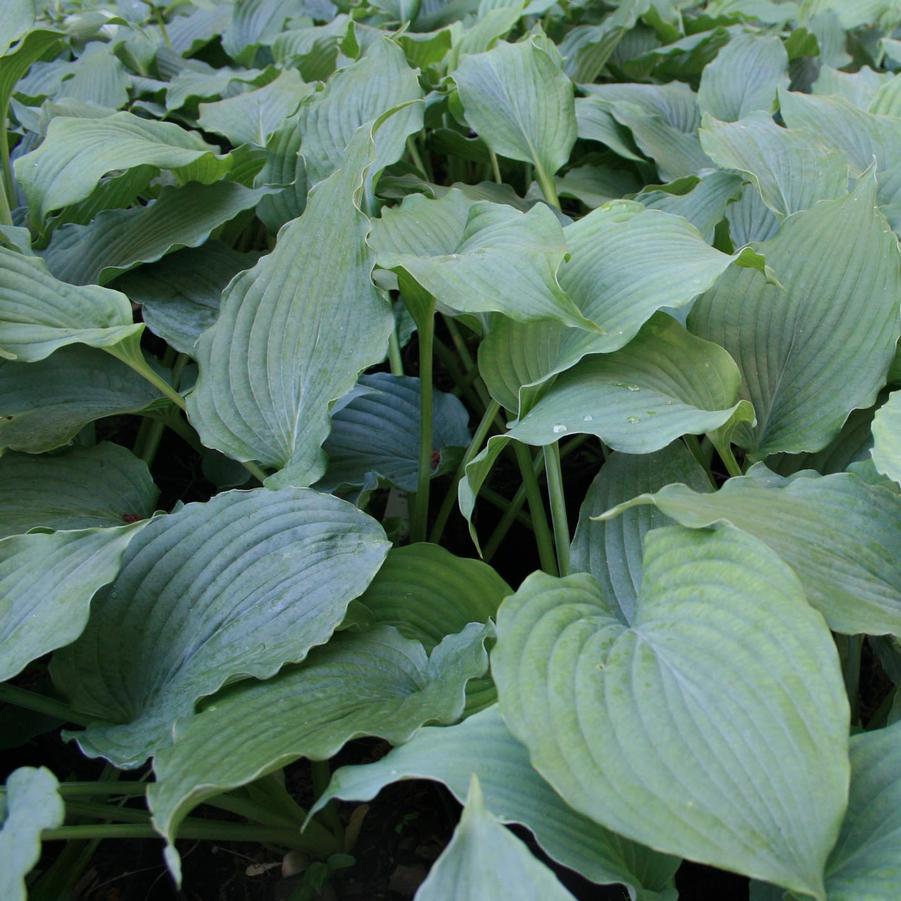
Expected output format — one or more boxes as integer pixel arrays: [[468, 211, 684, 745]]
[[503, 314, 749, 451], [14, 111, 230, 221], [451, 36, 577, 185], [697, 32, 788, 121], [41, 182, 271, 286], [0, 442, 157, 538], [298, 38, 423, 187], [493, 526, 849, 899], [824, 720, 901, 899], [699, 112, 849, 217], [149, 623, 492, 879], [0, 522, 142, 682], [115, 243, 258, 356], [318, 372, 471, 493], [0, 767, 64, 901], [598, 465, 901, 636], [478, 203, 764, 414], [0, 247, 141, 361], [53, 488, 391, 767], [0, 348, 163, 454], [415, 775, 577, 901], [872, 391, 901, 485], [370, 189, 597, 330], [348, 542, 509, 648], [316, 705, 680, 901], [690, 176, 901, 458], [187, 115, 410, 487], [197, 69, 313, 147], [571, 442, 711, 623]]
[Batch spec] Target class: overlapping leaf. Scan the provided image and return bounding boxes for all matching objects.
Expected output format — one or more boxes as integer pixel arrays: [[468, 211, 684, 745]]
[[0, 247, 141, 360], [316, 706, 680, 901], [872, 391, 901, 485], [0, 442, 157, 538], [42, 182, 271, 286], [690, 176, 901, 457], [187, 111, 416, 486], [598, 465, 901, 636], [148, 623, 491, 880], [14, 111, 231, 221], [53, 488, 391, 767]]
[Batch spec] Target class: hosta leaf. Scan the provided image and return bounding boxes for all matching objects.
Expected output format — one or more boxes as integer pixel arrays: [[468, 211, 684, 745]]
[[254, 109, 307, 232], [167, 4, 234, 56], [689, 176, 901, 458], [164, 65, 270, 113], [778, 88, 901, 173], [699, 112, 849, 216], [197, 69, 314, 147], [813, 65, 887, 109], [697, 32, 788, 121], [316, 706, 680, 901], [571, 443, 711, 623], [556, 163, 642, 211], [479, 202, 764, 414], [298, 38, 422, 187], [148, 624, 491, 880], [0, 247, 141, 361], [349, 542, 509, 648], [0, 0, 36, 55], [116, 243, 258, 357], [187, 112, 414, 487], [493, 526, 849, 899], [222, 0, 297, 65], [579, 83, 712, 181], [0, 30, 63, 142], [14, 111, 231, 222], [0, 768, 64, 901], [42, 182, 271, 286], [872, 391, 901, 485], [371, 190, 596, 330], [0, 442, 157, 539], [318, 372, 471, 493], [415, 775, 577, 901], [54, 488, 391, 767], [504, 314, 749, 451], [451, 35, 577, 184], [824, 720, 901, 899], [56, 41, 129, 110], [598, 466, 901, 637], [0, 522, 141, 681], [0, 347, 163, 454], [635, 170, 744, 242], [725, 182, 781, 244]]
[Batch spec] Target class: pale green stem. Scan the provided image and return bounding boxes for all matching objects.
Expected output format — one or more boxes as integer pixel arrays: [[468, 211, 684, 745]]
[[513, 442, 557, 575], [0, 684, 93, 727], [430, 399, 501, 543], [406, 136, 428, 180], [489, 149, 502, 185], [388, 328, 404, 375], [534, 162, 561, 210], [412, 302, 436, 543], [543, 443, 570, 576]]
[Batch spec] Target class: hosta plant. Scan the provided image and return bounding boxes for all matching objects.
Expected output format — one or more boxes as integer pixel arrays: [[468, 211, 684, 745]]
[[1, 0, 900, 899]]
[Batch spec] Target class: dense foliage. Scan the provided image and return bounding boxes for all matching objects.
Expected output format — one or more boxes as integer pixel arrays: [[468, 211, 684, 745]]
[[1, 0, 901, 898]]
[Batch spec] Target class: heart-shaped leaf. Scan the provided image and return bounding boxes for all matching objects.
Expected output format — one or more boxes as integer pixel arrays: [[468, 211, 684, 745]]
[[571, 442, 711, 623], [493, 525, 849, 898]]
